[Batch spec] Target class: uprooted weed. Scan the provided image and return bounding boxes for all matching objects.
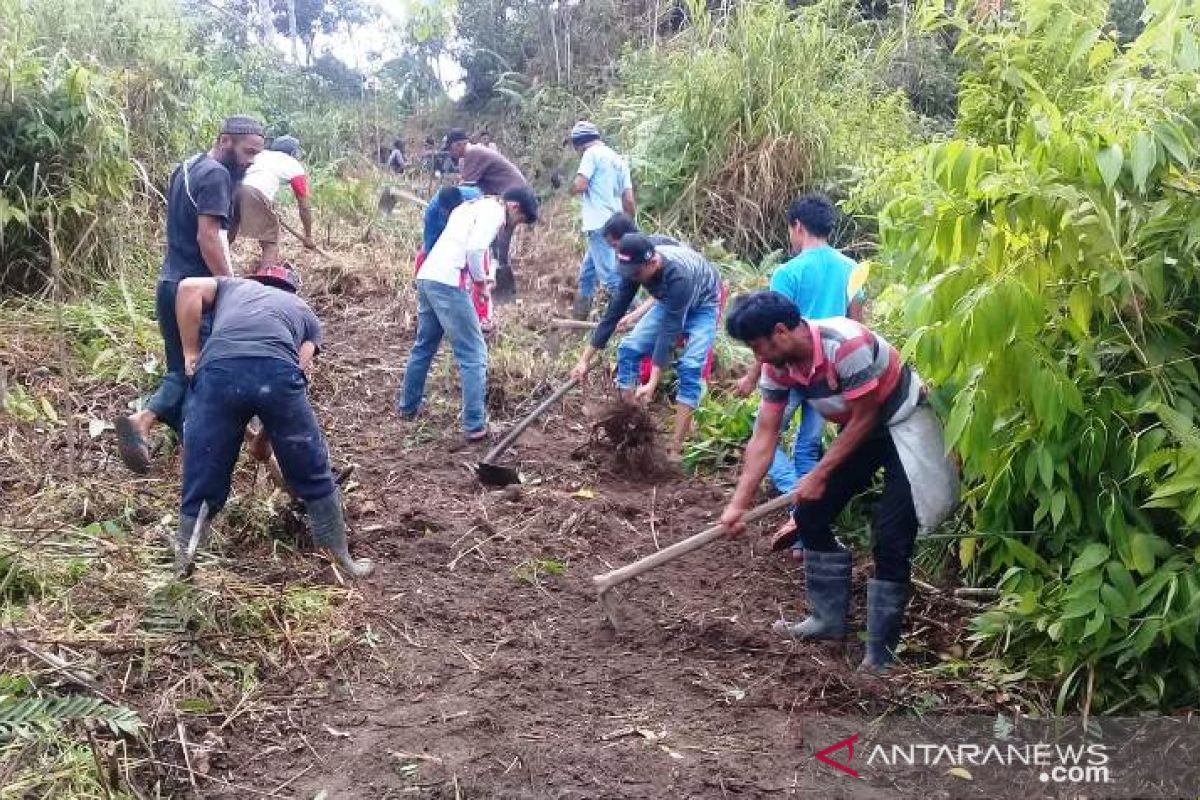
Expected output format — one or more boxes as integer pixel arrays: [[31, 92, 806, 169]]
[[588, 402, 672, 479]]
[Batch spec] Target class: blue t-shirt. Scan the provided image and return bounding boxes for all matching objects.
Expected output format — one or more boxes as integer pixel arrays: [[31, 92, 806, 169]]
[[422, 185, 482, 253], [576, 143, 632, 232], [161, 155, 233, 282], [768, 244, 859, 319]]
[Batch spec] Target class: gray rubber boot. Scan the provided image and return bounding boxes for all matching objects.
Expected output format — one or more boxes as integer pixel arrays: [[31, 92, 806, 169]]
[[772, 549, 852, 640], [859, 578, 910, 672], [174, 513, 212, 578], [306, 491, 375, 579]]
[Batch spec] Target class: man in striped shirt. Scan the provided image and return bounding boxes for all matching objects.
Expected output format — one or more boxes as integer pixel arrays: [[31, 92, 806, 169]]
[[719, 291, 925, 672]]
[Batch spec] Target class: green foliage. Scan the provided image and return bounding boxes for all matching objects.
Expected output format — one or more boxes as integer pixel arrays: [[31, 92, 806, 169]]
[[0, 692, 143, 740], [683, 392, 759, 474], [608, 0, 918, 257], [868, 0, 1200, 711]]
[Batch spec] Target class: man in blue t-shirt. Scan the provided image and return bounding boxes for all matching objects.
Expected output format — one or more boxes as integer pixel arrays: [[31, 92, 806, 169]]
[[114, 115, 265, 475], [567, 121, 635, 320], [736, 195, 864, 528]]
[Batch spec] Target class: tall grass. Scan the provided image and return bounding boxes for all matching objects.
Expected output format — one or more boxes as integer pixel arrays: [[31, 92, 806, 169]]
[[606, 0, 919, 257]]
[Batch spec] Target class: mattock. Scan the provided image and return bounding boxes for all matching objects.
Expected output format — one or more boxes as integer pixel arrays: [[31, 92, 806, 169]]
[[592, 493, 795, 628]]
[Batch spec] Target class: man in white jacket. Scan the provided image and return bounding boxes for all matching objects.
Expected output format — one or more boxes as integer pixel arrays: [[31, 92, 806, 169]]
[[395, 188, 539, 442]]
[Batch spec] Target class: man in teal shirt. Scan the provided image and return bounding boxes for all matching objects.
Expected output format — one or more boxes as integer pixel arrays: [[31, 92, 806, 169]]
[[737, 195, 864, 542]]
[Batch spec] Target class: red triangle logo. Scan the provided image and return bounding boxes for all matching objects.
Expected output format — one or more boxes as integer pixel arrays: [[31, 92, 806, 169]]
[[815, 733, 860, 778]]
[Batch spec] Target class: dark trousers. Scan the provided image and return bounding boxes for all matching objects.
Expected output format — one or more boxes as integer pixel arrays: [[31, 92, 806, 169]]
[[146, 279, 211, 433], [492, 222, 515, 296], [181, 357, 335, 517], [793, 428, 918, 583]]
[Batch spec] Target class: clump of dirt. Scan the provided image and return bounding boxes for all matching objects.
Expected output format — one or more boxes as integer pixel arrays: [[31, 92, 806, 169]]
[[589, 402, 671, 478]]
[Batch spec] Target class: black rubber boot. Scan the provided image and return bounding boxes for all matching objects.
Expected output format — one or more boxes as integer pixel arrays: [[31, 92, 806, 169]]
[[306, 490, 375, 579], [772, 549, 852, 640], [859, 578, 910, 672], [174, 513, 212, 578], [571, 294, 593, 321], [492, 266, 516, 303]]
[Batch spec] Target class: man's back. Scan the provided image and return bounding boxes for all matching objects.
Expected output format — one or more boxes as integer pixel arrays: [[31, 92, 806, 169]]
[[460, 144, 526, 195], [647, 245, 722, 309], [421, 198, 505, 287], [242, 150, 305, 202], [768, 244, 857, 320], [578, 143, 631, 231], [163, 155, 232, 281], [199, 278, 321, 370]]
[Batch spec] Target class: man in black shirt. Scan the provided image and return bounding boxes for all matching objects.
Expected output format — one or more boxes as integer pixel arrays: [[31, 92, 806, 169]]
[[115, 115, 265, 474], [571, 234, 722, 458]]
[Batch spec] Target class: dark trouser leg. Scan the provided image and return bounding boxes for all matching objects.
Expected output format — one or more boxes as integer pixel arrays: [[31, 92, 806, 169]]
[[252, 361, 336, 504], [250, 359, 371, 577], [492, 222, 516, 302], [791, 433, 889, 551], [145, 280, 186, 433], [861, 432, 918, 671], [178, 361, 255, 570]]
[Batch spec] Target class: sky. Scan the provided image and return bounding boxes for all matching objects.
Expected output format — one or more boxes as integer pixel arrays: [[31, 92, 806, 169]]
[[285, 0, 466, 98]]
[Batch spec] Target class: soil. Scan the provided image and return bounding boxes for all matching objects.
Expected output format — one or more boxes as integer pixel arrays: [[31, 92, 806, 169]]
[[200, 232, 983, 799], [1, 205, 990, 799]]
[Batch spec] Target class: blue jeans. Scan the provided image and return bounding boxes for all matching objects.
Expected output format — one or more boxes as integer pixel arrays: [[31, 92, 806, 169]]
[[764, 390, 825, 494], [146, 278, 212, 433], [577, 230, 619, 299], [615, 301, 719, 408], [398, 279, 488, 434], [182, 357, 335, 517]]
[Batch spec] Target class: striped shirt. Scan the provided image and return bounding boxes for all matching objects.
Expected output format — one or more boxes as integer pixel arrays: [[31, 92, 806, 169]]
[[760, 317, 912, 425]]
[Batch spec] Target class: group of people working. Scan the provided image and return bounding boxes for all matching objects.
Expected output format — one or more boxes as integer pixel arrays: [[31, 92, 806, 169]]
[[112, 115, 956, 673]]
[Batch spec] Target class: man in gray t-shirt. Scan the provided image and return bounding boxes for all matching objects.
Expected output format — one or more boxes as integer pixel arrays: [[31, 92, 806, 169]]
[[170, 265, 373, 580]]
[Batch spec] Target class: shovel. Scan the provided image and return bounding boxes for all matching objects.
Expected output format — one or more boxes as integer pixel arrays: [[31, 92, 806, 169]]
[[476, 376, 580, 487], [592, 493, 795, 627]]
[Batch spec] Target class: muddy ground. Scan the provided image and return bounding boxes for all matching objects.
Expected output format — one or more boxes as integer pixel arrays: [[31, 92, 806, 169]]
[[1, 204, 997, 799]]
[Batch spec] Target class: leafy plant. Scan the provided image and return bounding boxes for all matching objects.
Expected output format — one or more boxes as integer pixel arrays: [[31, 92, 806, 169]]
[[867, 0, 1200, 711], [0, 692, 143, 740]]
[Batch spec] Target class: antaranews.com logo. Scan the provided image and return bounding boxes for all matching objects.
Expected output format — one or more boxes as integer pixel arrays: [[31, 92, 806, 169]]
[[802, 716, 1199, 799]]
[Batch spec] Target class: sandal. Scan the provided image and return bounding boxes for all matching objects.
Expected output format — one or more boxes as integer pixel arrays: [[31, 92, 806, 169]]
[[114, 416, 151, 475], [465, 426, 492, 444], [768, 516, 802, 552]]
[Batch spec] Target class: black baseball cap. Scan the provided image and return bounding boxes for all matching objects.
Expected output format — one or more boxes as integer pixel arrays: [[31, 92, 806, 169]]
[[502, 186, 539, 224], [616, 233, 656, 278], [444, 128, 469, 147]]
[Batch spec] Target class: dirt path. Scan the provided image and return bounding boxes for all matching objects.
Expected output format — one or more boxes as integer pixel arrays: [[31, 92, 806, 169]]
[[210, 249, 977, 799]]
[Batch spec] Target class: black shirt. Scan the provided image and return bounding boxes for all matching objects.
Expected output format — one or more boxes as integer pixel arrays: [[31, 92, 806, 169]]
[[161, 155, 233, 282]]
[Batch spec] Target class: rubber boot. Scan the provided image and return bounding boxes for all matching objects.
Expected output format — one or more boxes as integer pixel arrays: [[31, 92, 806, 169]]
[[493, 266, 516, 304], [772, 549, 851, 640], [859, 578, 910, 672], [174, 513, 212, 578], [306, 491, 375, 579], [571, 293, 593, 321]]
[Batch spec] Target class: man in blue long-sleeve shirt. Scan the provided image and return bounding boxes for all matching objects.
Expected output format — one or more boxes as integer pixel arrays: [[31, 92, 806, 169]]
[[571, 234, 722, 458]]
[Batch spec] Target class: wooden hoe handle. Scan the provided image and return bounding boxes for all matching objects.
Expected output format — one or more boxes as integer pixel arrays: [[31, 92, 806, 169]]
[[592, 493, 795, 595]]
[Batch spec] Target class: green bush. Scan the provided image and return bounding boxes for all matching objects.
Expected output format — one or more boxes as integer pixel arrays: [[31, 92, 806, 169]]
[[606, 0, 918, 257], [866, 0, 1200, 711]]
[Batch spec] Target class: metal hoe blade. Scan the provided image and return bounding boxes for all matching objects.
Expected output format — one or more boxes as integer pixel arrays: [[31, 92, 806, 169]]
[[476, 461, 521, 488]]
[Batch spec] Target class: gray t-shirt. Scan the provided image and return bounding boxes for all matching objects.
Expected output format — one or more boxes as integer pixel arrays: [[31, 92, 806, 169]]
[[197, 278, 322, 370]]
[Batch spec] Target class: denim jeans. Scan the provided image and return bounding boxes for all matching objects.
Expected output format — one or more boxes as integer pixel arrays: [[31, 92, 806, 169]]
[[792, 427, 918, 583], [577, 230, 620, 299], [146, 278, 211, 433], [765, 390, 825, 494], [398, 279, 488, 434], [615, 301, 719, 407], [181, 357, 335, 517]]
